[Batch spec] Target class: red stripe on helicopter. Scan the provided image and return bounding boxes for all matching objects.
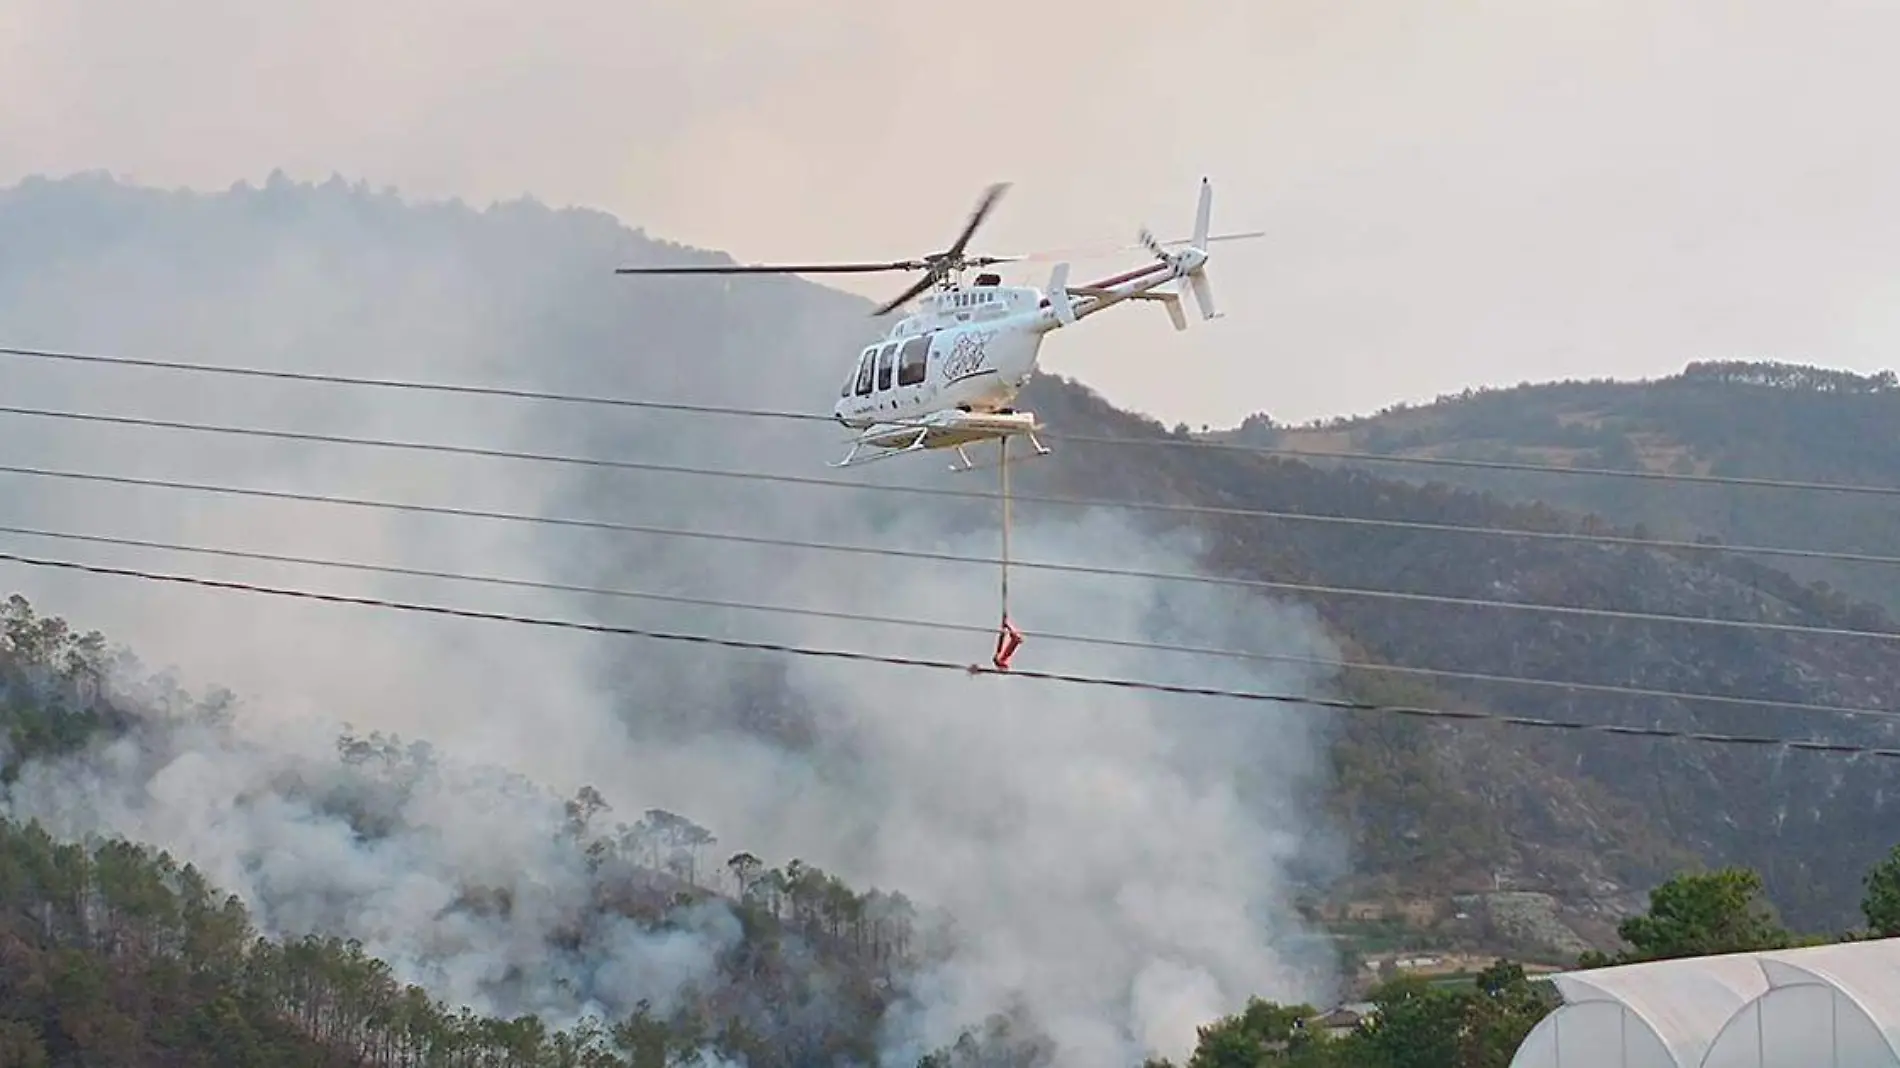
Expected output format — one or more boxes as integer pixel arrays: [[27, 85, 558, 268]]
[[1039, 261, 1170, 307], [1072, 262, 1173, 295], [1085, 260, 1171, 288]]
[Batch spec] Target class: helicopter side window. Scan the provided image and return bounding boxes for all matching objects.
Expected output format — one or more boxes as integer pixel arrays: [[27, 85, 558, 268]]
[[897, 335, 929, 386], [853, 348, 877, 396], [875, 342, 897, 391]]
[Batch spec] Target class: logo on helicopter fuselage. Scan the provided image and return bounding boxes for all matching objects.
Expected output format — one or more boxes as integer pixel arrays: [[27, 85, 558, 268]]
[[940, 328, 996, 384]]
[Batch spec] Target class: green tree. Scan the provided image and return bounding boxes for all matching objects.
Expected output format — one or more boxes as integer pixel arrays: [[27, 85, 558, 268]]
[[1186, 997, 1316, 1068], [1610, 867, 1790, 962], [1460, 961, 1558, 1068], [1862, 845, 1900, 937], [1356, 975, 1465, 1068]]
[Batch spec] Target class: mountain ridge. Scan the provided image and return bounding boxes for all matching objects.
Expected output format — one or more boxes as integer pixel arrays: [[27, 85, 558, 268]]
[[4, 171, 1900, 1063], [1234, 358, 1900, 612]]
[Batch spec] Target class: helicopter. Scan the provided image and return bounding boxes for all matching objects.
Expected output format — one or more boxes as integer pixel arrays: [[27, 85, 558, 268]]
[[614, 178, 1261, 474], [614, 178, 1260, 671]]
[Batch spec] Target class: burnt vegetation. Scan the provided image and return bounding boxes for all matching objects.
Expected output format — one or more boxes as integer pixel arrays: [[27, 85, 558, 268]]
[[5, 172, 1900, 1063], [1165, 356, 1900, 921], [0, 593, 1039, 1067]]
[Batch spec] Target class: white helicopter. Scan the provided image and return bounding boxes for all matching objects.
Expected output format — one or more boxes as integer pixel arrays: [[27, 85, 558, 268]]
[[615, 179, 1259, 670], [615, 178, 1260, 475]]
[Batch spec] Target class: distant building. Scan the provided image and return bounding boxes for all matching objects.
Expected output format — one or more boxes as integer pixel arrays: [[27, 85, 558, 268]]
[[1309, 1001, 1377, 1039]]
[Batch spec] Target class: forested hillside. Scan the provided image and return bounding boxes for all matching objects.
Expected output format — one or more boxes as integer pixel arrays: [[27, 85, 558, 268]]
[[0, 592, 1013, 1066], [3, 171, 1900, 1064], [7, 594, 1895, 1066], [1018, 378, 1900, 927], [1250, 360, 1900, 612]]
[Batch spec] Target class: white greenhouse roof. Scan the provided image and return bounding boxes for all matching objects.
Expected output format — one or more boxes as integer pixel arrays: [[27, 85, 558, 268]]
[[1701, 940, 1900, 1067], [1508, 937, 1900, 1068], [1512, 952, 1769, 1067]]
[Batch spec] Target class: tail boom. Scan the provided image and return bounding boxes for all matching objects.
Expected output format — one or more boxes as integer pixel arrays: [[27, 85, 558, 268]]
[[1037, 177, 1233, 330]]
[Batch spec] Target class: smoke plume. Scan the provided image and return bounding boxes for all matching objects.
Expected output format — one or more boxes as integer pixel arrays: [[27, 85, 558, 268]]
[[0, 173, 1345, 1065]]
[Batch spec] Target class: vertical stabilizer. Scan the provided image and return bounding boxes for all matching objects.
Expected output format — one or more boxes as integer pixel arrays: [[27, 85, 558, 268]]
[[1185, 178, 1220, 320], [1047, 262, 1077, 325], [1193, 177, 1212, 249]]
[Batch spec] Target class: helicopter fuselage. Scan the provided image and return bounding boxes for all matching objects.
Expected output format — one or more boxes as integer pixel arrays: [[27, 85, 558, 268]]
[[816, 177, 1232, 471], [832, 281, 1053, 430]]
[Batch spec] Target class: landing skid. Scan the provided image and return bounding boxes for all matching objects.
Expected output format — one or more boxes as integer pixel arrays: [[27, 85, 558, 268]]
[[947, 433, 1052, 474], [827, 428, 931, 469], [827, 410, 1049, 472]]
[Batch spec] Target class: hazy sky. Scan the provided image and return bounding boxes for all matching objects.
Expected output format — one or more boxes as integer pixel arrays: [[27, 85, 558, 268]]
[[4, 1, 1898, 427]]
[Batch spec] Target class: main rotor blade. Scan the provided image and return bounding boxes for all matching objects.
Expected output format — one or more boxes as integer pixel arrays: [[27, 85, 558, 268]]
[[942, 182, 1011, 261], [615, 259, 929, 276], [1156, 229, 1267, 248], [871, 270, 942, 317], [984, 230, 1269, 264]]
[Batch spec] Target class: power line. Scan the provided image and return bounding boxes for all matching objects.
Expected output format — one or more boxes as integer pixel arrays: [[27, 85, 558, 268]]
[[4, 459, 1897, 645], [10, 341, 1900, 499], [0, 344, 830, 424], [3, 519, 1888, 723], [10, 402, 1900, 573], [2, 544, 1895, 759], [1074, 430, 1900, 500]]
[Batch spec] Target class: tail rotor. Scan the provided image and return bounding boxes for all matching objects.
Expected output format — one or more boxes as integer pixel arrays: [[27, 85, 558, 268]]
[[1137, 178, 1229, 322]]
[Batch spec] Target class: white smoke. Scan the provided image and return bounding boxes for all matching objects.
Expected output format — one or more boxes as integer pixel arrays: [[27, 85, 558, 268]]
[[685, 510, 1345, 1064], [1, 675, 725, 1018], [0, 173, 1347, 1066]]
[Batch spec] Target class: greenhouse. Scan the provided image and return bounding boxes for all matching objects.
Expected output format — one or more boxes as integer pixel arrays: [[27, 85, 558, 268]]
[[1507, 937, 1900, 1067], [1700, 940, 1900, 1067], [1508, 952, 1768, 1067]]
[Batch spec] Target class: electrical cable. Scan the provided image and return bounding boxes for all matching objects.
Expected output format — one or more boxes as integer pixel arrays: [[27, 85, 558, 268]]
[[7, 402, 1900, 572], [3, 545, 1896, 759], [9, 341, 1900, 499], [8, 344, 1898, 726], [1066, 429, 1900, 499], [2, 459, 1896, 644], [0, 519, 1892, 722], [0, 344, 829, 424]]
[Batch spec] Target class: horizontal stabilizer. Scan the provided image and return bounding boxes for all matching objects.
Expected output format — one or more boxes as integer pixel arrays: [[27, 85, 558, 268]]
[[1129, 289, 1188, 330]]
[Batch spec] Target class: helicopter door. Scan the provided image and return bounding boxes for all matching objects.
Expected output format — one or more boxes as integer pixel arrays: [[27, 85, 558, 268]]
[[845, 348, 869, 397], [873, 342, 897, 389], [894, 335, 930, 403], [871, 342, 900, 409], [852, 346, 877, 398]]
